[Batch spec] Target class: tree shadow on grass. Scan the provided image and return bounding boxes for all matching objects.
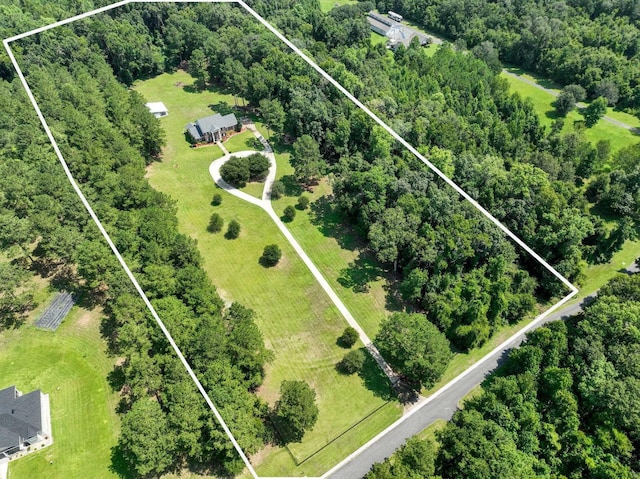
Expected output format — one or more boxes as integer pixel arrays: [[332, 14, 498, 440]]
[[110, 445, 135, 479], [337, 255, 382, 293], [358, 349, 396, 401], [279, 174, 303, 197], [309, 196, 359, 251], [208, 101, 236, 116]]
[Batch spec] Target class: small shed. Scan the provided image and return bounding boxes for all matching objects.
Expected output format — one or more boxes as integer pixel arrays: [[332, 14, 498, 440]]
[[145, 102, 168, 118]]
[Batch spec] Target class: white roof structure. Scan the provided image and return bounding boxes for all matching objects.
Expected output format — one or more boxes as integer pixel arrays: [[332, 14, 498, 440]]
[[145, 102, 168, 117]]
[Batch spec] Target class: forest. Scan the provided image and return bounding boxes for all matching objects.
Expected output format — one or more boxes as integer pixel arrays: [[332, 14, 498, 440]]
[[366, 273, 640, 478], [0, 0, 638, 477], [374, 0, 640, 110]]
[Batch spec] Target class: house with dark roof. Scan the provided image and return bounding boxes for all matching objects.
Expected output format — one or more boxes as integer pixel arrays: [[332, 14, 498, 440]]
[[186, 113, 239, 143], [0, 386, 52, 468]]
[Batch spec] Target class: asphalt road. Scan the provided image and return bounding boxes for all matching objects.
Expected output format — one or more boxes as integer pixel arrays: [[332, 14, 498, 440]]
[[325, 297, 588, 479]]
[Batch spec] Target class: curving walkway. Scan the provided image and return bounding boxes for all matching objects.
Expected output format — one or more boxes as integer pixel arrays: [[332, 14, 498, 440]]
[[209, 127, 399, 385]]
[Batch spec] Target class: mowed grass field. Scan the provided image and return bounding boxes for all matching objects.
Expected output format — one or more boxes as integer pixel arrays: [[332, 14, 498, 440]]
[[319, 0, 356, 12], [2, 287, 121, 479], [134, 70, 401, 477], [501, 68, 640, 155]]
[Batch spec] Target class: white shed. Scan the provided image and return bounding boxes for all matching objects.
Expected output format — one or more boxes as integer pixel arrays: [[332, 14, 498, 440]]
[[145, 102, 168, 118]]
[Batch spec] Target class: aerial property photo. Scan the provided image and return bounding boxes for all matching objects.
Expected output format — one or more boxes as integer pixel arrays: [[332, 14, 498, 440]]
[[1, 1, 640, 479]]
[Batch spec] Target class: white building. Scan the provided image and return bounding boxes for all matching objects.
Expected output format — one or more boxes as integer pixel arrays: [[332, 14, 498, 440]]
[[145, 101, 169, 118]]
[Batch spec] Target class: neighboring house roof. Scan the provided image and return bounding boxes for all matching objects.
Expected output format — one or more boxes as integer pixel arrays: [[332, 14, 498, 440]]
[[186, 113, 238, 141], [145, 102, 168, 115], [0, 387, 45, 455], [387, 24, 428, 47], [367, 11, 430, 48]]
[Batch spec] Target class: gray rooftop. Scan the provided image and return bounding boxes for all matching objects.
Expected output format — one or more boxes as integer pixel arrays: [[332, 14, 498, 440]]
[[187, 113, 238, 141], [0, 387, 44, 455], [367, 11, 430, 48]]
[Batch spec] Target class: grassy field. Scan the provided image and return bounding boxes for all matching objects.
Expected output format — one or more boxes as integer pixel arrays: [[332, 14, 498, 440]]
[[319, 0, 356, 12], [135, 70, 401, 477], [501, 68, 639, 155], [3, 287, 121, 479]]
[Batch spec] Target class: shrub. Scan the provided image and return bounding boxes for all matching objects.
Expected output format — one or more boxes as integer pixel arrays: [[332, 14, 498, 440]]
[[297, 195, 310, 210], [220, 157, 249, 187], [226, 220, 240, 239], [247, 153, 270, 181], [338, 349, 366, 375], [283, 205, 296, 222], [207, 213, 223, 233], [211, 193, 222, 206], [339, 326, 359, 348], [261, 244, 282, 267], [271, 180, 285, 199]]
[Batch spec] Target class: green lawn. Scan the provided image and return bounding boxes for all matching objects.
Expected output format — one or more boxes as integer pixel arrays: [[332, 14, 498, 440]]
[[134, 71, 402, 477], [319, 0, 356, 12], [501, 69, 639, 155], [3, 296, 121, 479], [224, 130, 263, 154]]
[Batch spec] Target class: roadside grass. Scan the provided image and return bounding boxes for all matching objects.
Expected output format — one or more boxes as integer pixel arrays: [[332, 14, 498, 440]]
[[415, 419, 447, 443], [3, 294, 121, 479], [501, 69, 639, 155], [135, 71, 402, 477], [575, 238, 640, 301]]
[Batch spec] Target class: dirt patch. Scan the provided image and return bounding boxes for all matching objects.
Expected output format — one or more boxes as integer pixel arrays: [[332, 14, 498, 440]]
[[76, 312, 92, 328]]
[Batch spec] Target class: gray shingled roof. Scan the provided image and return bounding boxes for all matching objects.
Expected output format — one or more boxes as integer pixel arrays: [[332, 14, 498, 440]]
[[0, 387, 44, 455], [186, 113, 238, 141]]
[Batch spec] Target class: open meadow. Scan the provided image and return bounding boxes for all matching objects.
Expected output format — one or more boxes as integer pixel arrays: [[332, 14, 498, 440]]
[[501, 68, 639, 156], [135, 70, 402, 477]]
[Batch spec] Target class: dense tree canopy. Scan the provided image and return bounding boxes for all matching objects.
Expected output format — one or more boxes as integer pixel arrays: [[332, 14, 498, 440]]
[[375, 312, 452, 388], [376, 0, 640, 109], [368, 273, 640, 478]]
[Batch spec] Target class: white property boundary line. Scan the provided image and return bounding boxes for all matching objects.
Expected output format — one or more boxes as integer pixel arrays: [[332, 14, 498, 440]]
[[3, 1, 578, 478]]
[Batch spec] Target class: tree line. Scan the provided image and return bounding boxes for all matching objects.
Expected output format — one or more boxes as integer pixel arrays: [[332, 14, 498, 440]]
[[374, 0, 640, 111], [367, 273, 640, 478]]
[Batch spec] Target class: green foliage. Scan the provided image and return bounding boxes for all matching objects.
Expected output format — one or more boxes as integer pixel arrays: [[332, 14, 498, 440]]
[[119, 399, 176, 477], [375, 312, 452, 388], [372, 274, 640, 477], [270, 180, 285, 199], [555, 90, 577, 116], [339, 326, 359, 348], [291, 134, 324, 184], [212, 193, 222, 206], [378, 0, 640, 108], [338, 349, 366, 374], [273, 380, 319, 443], [583, 97, 609, 127], [226, 219, 241, 239], [259, 98, 285, 136], [283, 205, 296, 222], [261, 244, 282, 267], [220, 154, 270, 187], [0, 262, 34, 329], [207, 213, 223, 233], [297, 194, 310, 210]]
